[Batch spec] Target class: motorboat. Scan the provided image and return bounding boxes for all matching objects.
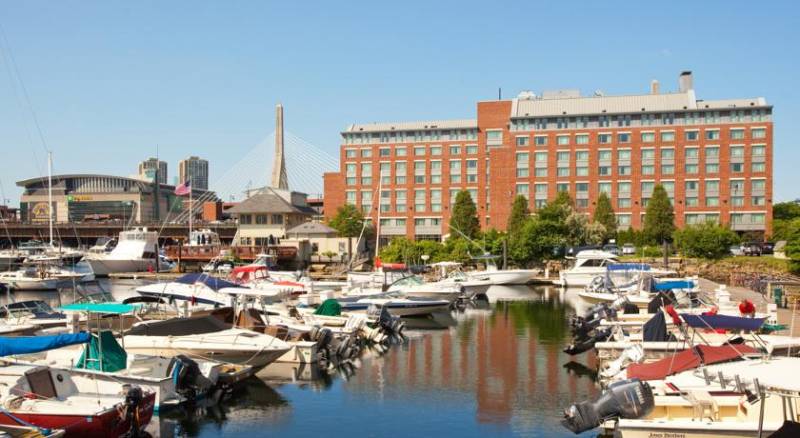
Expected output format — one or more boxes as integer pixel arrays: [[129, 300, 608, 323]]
[[122, 313, 292, 370], [337, 294, 451, 317], [466, 256, 537, 285], [429, 261, 492, 298], [228, 265, 306, 295], [0, 354, 155, 437], [0, 263, 94, 290], [385, 275, 463, 303], [559, 251, 674, 287], [24, 245, 85, 267], [84, 228, 168, 276], [0, 248, 25, 270], [136, 273, 248, 307], [249, 253, 301, 282]]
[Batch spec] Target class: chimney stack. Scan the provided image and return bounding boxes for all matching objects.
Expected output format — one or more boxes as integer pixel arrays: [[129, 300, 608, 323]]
[[679, 71, 693, 93], [650, 79, 660, 95]]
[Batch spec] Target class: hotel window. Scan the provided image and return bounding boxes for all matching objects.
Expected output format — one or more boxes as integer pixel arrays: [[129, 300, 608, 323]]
[[534, 136, 548, 146], [396, 190, 407, 212], [731, 146, 745, 158], [486, 130, 503, 145], [576, 166, 588, 176], [642, 165, 655, 175], [468, 189, 478, 202], [466, 159, 479, 183], [598, 150, 612, 161], [430, 189, 442, 212], [346, 163, 357, 176], [345, 149, 357, 158], [618, 198, 631, 208], [598, 134, 611, 144], [599, 182, 612, 194], [396, 147, 407, 157], [516, 136, 530, 147], [360, 190, 372, 214], [379, 148, 390, 157], [598, 165, 611, 176], [516, 183, 529, 198], [534, 168, 547, 177], [361, 163, 372, 185], [641, 132, 655, 142], [685, 197, 698, 207], [449, 160, 461, 184], [345, 191, 356, 205], [618, 165, 631, 176], [752, 162, 765, 172], [576, 150, 589, 161], [449, 189, 460, 206], [641, 181, 655, 193], [752, 128, 766, 139], [535, 151, 547, 163], [642, 149, 655, 160], [705, 130, 720, 140], [685, 130, 699, 141], [599, 116, 610, 127], [414, 190, 426, 212], [752, 145, 766, 157], [730, 163, 744, 173], [661, 164, 674, 175], [618, 149, 631, 161], [430, 146, 442, 156], [730, 129, 745, 140], [576, 134, 589, 145], [557, 135, 570, 145], [706, 197, 719, 207], [535, 183, 547, 196], [660, 131, 675, 142], [617, 214, 631, 227], [414, 161, 426, 184], [557, 166, 570, 177], [618, 181, 631, 193], [685, 147, 699, 159], [380, 190, 391, 213], [556, 151, 570, 162], [753, 196, 766, 206], [557, 183, 570, 193], [661, 148, 675, 159], [430, 161, 442, 184], [466, 145, 478, 154], [361, 149, 372, 158], [706, 180, 719, 193], [685, 164, 698, 174], [254, 214, 267, 225], [414, 146, 426, 156], [449, 145, 461, 155], [516, 153, 529, 178], [731, 196, 745, 207], [616, 115, 631, 127], [617, 133, 631, 143], [380, 163, 391, 184]]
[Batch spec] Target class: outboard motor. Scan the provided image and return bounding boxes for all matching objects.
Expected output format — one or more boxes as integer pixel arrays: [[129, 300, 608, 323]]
[[121, 385, 146, 438], [562, 378, 654, 434], [168, 355, 213, 401], [563, 327, 612, 355]]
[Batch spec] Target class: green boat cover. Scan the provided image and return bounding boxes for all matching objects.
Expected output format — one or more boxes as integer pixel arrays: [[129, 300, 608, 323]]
[[314, 299, 342, 316], [60, 302, 141, 314], [76, 331, 127, 372]]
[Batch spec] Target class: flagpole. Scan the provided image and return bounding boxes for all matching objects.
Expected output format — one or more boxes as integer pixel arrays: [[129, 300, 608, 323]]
[[189, 183, 193, 240]]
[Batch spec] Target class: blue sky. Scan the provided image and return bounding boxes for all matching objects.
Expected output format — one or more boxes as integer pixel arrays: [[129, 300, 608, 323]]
[[0, 1, 798, 203]]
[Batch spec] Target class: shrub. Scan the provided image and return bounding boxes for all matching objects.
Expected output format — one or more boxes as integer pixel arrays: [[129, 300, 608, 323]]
[[673, 222, 740, 259]]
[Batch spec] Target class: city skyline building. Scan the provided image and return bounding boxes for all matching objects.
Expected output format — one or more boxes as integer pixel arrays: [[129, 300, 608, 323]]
[[324, 71, 773, 242], [178, 156, 209, 191], [137, 157, 168, 184]]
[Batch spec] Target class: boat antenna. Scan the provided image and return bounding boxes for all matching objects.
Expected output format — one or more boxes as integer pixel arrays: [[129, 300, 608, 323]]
[[447, 223, 488, 255], [0, 180, 14, 248], [47, 150, 53, 246]]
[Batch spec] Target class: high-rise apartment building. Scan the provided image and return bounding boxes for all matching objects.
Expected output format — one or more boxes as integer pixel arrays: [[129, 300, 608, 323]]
[[178, 156, 209, 191], [324, 72, 773, 241], [137, 158, 167, 184]]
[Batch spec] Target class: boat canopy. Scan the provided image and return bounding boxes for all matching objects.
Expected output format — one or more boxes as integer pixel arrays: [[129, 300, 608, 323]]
[[0, 332, 91, 356], [314, 299, 342, 316], [607, 263, 651, 271], [680, 313, 767, 331], [654, 280, 694, 290], [626, 344, 759, 381], [60, 302, 141, 314], [175, 273, 244, 290]]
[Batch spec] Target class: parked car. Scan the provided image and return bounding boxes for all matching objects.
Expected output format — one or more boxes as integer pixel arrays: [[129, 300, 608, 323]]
[[566, 245, 602, 257], [761, 242, 775, 255], [602, 244, 620, 256], [729, 245, 745, 256], [742, 242, 762, 256], [622, 243, 636, 255]]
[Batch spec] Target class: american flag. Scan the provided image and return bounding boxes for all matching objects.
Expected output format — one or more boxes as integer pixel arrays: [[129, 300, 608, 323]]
[[174, 179, 191, 196]]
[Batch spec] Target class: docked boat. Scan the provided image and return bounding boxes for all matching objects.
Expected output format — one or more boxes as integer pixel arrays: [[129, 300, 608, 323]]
[[385, 275, 463, 303], [0, 263, 94, 290], [466, 256, 536, 285], [228, 265, 306, 295], [337, 294, 451, 317], [122, 313, 292, 370], [559, 251, 674, 287], [0, 248, 26, 270], [136, 273, 247, 307], [84, 228, 171, 276], [429, 262, 492, 298], [0, 354, 155, 437]]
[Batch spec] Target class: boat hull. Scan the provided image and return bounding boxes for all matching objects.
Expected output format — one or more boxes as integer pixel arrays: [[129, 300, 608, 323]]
[[614, 420, 783, 438], [85, 258, 156, 276], [2, 392, 156, 438], [120, 341, 289, 371]]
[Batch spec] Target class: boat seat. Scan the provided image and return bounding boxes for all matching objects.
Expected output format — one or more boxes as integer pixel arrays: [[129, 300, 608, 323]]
[[24, 368, 57, 399], [236, 309, 267, 333], [685, 389, 719, 421]]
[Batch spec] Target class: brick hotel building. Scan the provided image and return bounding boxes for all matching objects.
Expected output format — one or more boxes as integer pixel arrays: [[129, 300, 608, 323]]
[[323, 72, 773, 242]]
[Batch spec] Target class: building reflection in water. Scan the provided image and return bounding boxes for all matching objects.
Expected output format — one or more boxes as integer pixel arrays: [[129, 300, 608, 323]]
[[345, 285, 599, 430]]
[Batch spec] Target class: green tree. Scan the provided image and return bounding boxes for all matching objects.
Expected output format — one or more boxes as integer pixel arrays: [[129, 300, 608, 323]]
[[449, 190, 480, 240], [785, 221, 800, 274], [537, 191, 573, 224], [328, 204, 365, 258], [509, 217, 566, 262], [593, 192, 617, 242], [673, 222, 740, 259], [507, 195, 530, 237], [643, 184, 675, 245], [773, 202, 800, 221]]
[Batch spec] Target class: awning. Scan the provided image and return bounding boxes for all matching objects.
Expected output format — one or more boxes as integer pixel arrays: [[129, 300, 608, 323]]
[[681, 313, 766, 331], [0, 332, 91, 356], [654, 280, 694, 291], [60, 302, 141, 314]]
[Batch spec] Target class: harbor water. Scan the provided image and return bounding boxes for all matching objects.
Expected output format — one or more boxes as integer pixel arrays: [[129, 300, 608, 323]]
[[6, 281, 600, 437]]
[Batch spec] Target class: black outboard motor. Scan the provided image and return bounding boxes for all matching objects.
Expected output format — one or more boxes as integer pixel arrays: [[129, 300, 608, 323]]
[[563, 327, 612, 355], [562, 378, 654, 434], [121, 385, 146, 438], [168, 355, 213, 401]]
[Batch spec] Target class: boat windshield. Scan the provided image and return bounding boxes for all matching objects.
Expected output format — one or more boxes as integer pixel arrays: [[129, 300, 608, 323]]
[[391, 276, 424, 287]]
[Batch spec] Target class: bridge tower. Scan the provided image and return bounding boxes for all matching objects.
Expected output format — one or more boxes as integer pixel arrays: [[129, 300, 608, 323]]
[[271, 103, 289, 190]]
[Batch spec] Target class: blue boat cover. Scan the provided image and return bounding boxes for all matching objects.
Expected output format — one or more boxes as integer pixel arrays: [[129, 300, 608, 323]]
[[175, 273, 243, 290], [0, 332, 91, 357], [680, 313, 766, 331], [60, 302, 141, 314], [654, 280, 695, 291], [607, 263, 651, 271]]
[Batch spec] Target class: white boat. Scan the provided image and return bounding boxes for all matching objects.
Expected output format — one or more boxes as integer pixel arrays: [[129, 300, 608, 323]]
[[122, 314, 292, 370], [84, 228, 167, 276], [0, 249, 25, 270], [0, 263, 94, 290], [386, 275, 463, 303], [137, 272, 290, 307], [559, 250, 674, 287], [337, 295, 451, 317], [467, 257, 536, 285], [249, 253, 301, 282], [429, 262, 492, 298]]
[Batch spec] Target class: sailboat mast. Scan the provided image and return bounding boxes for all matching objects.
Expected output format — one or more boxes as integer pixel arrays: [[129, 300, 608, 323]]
[[188, 185, 193, 241], [47, 151, 53, 246], [374, 172, 382, 261]]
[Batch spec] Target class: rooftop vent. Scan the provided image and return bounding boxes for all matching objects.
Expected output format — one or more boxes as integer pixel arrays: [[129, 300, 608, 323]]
[[679, 71, 693, 93]]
